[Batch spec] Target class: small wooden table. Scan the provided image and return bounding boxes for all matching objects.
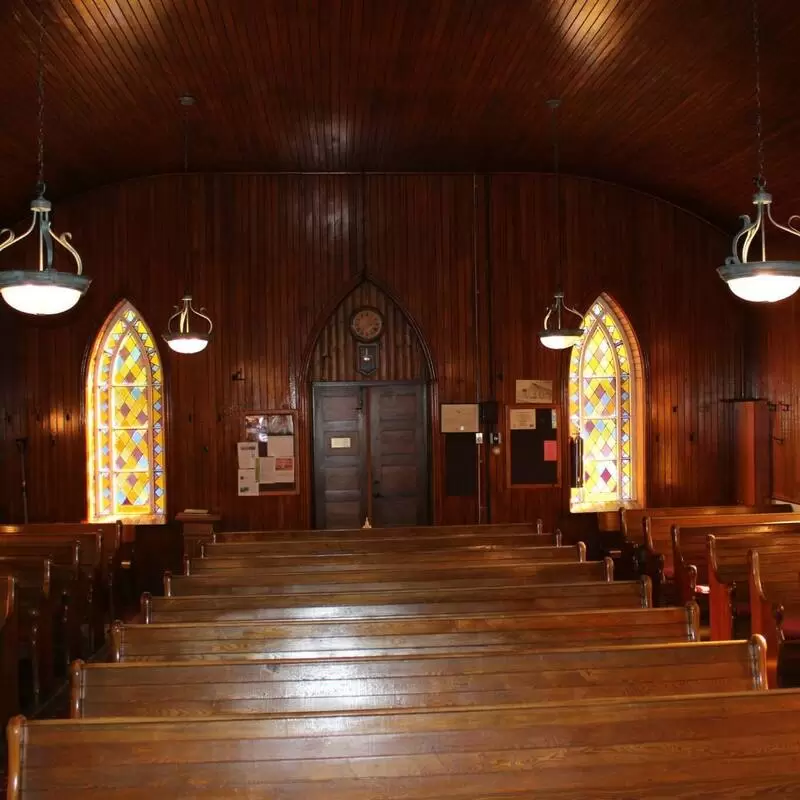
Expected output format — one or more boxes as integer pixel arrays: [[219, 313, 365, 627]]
[[175, 512, 221, 560]]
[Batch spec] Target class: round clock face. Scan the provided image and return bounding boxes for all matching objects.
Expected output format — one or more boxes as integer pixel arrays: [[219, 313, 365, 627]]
[[350, 307, 384, 342]]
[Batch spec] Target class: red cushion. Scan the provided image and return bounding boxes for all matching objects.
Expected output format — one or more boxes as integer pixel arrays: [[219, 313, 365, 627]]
[[663, 567, 674, 580], [781, 614, 800, 639], [694, 584, 710, 596]]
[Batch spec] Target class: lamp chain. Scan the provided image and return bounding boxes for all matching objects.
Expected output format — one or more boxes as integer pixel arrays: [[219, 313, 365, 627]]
[[548, 98, 562, 291], [751, 0, 765, 189], [36, 3, 46, 195]]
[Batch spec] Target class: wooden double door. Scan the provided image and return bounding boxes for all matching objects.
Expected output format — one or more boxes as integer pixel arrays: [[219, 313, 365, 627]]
[[312, 382, 430, 529]]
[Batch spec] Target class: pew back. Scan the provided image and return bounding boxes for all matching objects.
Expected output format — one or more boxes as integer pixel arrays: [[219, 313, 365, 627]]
[[620, 504, 792, 539], [203, 532, 560, 556], [144, 577, 651, 623], [644, 512, 800, 575], [189, 543, 584, 574], [111, 604, 699, 662], [72, 636, 766, 718], [0, 576, 19, 736], [213, 521, 545, 543], [13, 688, 800, 799], [164, 558, 613, 596]]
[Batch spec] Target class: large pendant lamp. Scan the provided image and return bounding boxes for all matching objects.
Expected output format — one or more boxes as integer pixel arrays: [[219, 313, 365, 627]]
[[0, 8, 90, 315], [162, 95, 213, 354], [718, 0, 800, 303], [539, 99, 583, 350]]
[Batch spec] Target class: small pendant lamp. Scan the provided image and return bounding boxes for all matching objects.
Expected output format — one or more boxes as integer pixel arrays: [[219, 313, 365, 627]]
[[162, 95, 213, 354], [717, 0, 800, 303], [539, 99, 583, 350], [0, 7, 90, 315]]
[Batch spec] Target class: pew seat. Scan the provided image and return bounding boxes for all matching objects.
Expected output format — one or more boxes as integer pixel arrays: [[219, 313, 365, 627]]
[[111, 605, 699, 662], [10, 688, 800, 798], [143, 577, 651, 623], [72, 636, 767, 718], [164, 558, 612, 596]]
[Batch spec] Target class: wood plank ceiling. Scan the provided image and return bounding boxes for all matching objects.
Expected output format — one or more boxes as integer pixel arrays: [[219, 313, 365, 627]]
[[0, 0, 798, 227]]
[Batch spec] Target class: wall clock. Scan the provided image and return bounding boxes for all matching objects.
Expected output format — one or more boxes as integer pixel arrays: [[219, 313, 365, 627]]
[[350, 306, 384, 342]]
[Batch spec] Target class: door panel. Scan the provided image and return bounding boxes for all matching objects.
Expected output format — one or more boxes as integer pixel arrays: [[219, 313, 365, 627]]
[[370, 385, 429, 527], [313, 386, 366, 529], [313, 382, 429, 529]]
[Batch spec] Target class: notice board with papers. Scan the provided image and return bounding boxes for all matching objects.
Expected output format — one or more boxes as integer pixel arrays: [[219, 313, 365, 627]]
[[237, 411, 299, 496]]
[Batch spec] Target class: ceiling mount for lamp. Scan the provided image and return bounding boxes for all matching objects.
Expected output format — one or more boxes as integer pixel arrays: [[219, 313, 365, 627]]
[[539, 291, 584, 350], [538, 98, 584, 350], [0, 8, 89, 316], [163, 295, 212, 354], [717, 0, 800, 303]]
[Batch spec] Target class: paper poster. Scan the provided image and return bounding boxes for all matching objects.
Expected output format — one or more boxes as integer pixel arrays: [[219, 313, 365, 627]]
[[543, 440, 558, 462], [331, 437, 352, 449], [237, 441, 257, 469], [258, 456, 277, 484], [267, 435, 294, 458], [510, 409, 537, 430], [516, 380, 553, 404], [441, 404, 479, 433], [551, 409, 558, 429], [237, 469, 258, 496], [274, 457, 295, 483]]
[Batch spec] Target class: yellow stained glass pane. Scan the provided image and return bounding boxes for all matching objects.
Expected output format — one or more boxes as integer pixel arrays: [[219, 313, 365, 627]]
[[568, 295, 639, 511], [87, 301, 166, 523]]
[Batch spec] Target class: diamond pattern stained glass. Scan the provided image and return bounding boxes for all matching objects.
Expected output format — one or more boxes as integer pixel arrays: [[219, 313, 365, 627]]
[[87, 301, 166, 523], [569, 297, 639, 510]]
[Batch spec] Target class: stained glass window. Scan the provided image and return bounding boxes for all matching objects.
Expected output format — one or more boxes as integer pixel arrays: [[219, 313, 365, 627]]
[[86, 301, 166, 523], [569, 294, 644, 512]]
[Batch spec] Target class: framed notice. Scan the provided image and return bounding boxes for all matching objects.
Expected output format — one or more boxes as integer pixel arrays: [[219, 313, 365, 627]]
[[440, 403, 480, 433], [516, 380, 553, 404], [239, 410, 299, 496], [506, 404, 561, 489]]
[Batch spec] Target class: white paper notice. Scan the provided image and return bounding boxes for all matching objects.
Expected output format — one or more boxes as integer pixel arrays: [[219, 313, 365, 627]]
[[274, 456, 295, 483], [267, 435, 294, 459], [237, 469, 258, 496], [237, 442, 257, 470], [510, 409, 537, 430], [258, 457, 278, 484]]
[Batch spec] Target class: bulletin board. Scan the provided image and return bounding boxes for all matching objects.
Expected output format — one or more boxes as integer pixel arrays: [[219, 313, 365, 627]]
[[237, 411, 299, 496], [506, 404, 561, 488]]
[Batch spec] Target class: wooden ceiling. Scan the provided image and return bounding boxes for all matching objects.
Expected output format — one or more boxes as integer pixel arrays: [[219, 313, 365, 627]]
[[0, 0, 799, 226]]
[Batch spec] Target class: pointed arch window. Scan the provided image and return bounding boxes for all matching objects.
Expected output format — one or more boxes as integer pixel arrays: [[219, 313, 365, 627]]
[[86, 301, 166, 523], [568, 294, 644, 513]]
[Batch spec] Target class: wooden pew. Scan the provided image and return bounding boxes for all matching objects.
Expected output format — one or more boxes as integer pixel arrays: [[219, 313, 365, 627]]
[[212, 520, 547, 543], [0, 540, 86, 659], [110, 604, 699, 662], [0, 576, 19, 735], [0, 521, 131, 622], [13, 687, 800, 798], [673, 521, 800, 605], [0, 558, 67, 703], [703, 528, 800, 640], [620, 504, 792, 539], [202, 531, 561, 557], [0, 532, 109, 648], [187, 543, 585, 574], [641, 511, 800, 604], [143, 577, 652, 623], [749, 548, 800, 687], [71, 635, 767, 718], [164, 558, 612, 597]]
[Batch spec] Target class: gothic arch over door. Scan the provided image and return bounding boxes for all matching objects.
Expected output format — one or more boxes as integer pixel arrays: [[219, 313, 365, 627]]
[[306, 279, 433, 529]]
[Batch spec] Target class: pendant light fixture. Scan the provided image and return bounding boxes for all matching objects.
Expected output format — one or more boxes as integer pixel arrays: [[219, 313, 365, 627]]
[[0, 7, 90, 315], [718, 0, 800, 303], [539, 99, 584, 350], [162, 95, 213, 354]]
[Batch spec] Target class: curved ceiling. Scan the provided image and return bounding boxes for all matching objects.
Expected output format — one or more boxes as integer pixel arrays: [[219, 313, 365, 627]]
[[0, 0, 798, 227]]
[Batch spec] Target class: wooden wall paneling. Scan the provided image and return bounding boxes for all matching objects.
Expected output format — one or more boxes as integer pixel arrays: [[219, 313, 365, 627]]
[[0, 171, 747, 540]]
